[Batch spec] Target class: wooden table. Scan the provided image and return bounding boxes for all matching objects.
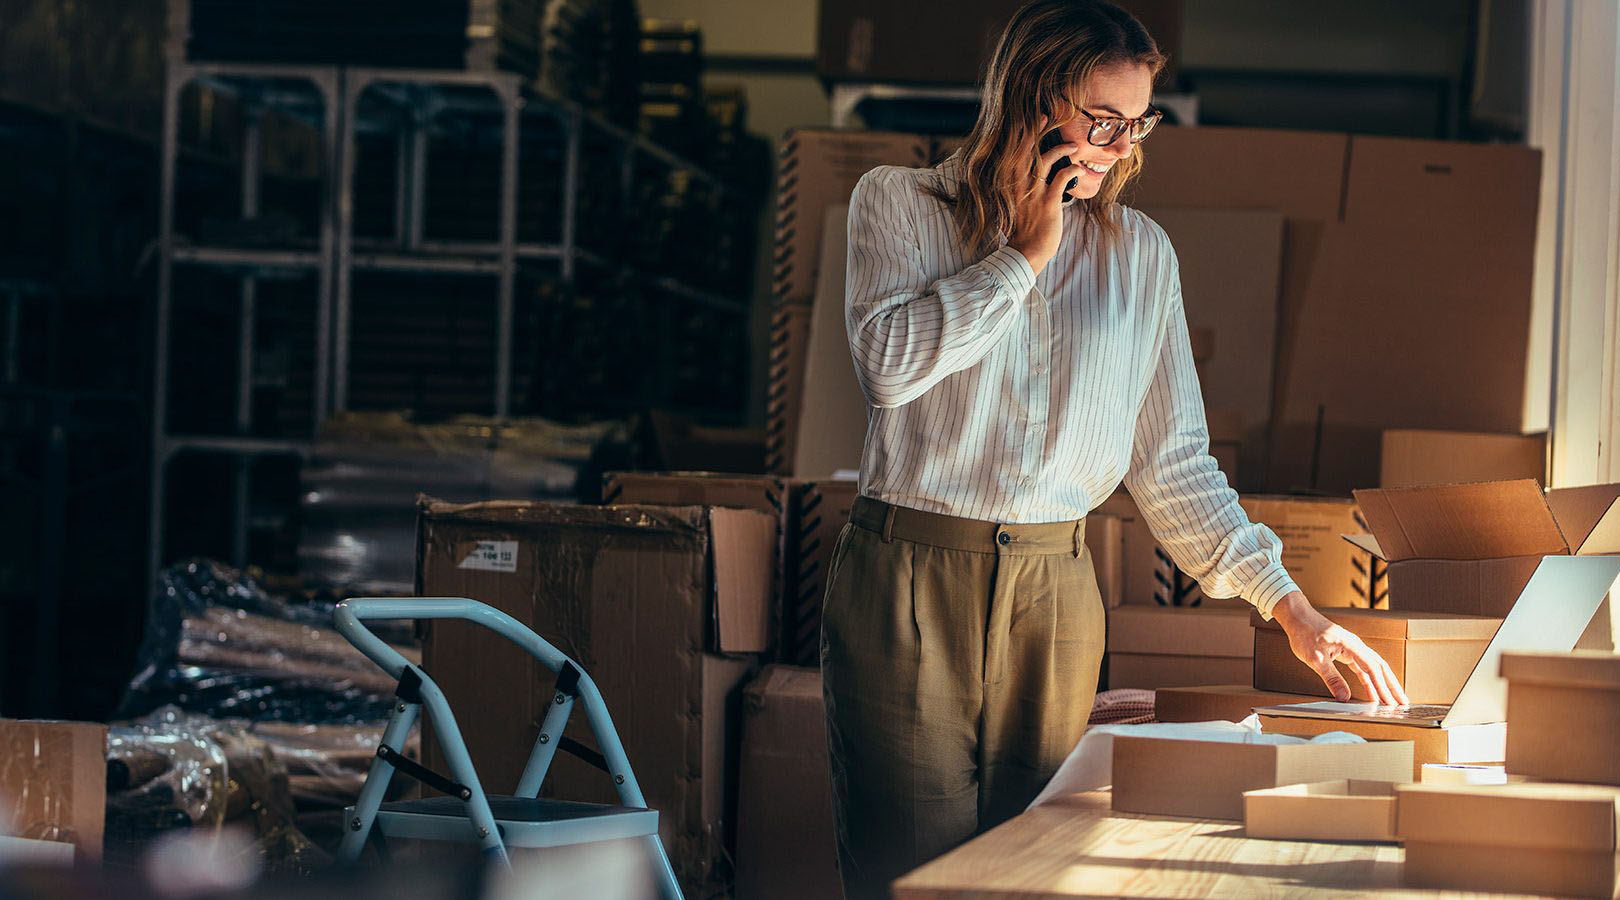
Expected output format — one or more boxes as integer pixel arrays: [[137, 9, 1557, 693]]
[[892, 790, 1534, 898]]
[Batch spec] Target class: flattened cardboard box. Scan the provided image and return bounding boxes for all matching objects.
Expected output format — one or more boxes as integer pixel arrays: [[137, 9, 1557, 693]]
[[1252, 608, 1499, 704], [1379, 428, 1545, 489], [734, 666, 840, 900], [1111, 735, 1413, 821], [416, 498, 771, 895], [1154, 685, 1321, 724], [1346, 479, 1620, 616], [1502, 650, 1620, 786], [1397, 782, 1620, 897], [772, 128, 928, 308], [1257, 714, 1504, 780], [0, 720, 106, 864], [1105, 607, 1252, 690]]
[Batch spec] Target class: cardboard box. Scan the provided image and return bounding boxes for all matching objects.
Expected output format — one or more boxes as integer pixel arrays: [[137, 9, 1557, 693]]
[[1126, 127, 1542, 494], [815, 0, 1181, 85], [1242, 780, 1398, 842], [1111, 735, 1413, 821], [1105, 607, 1253, 689], [1346, 479, 1620, 616], [601, 471, 857, 667], [1252, 608, 1500, 704], [1206, 406, 1243, 489], [0, 719, 107, 864], [1086, 513, 1125, 609], [1397, 782, 1620, 897], [1125, 493, 1381, 610], [1503, 650, 1620, 786], [772, 129, 928, 309], [1419, 764, 1514, 785], [1145, 208, 1283, 483], [1154, 685, 1324, 724], [1379, 428, 1546, 489], [1268, 139, 1542, 493], [734, 666, 840, 900], [1257, 714, 1504, 780], [791, 204, 864, 479], [416, 498, 771, 895]]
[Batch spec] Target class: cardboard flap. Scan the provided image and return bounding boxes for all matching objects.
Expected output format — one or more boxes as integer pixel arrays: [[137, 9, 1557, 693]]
[[1352, 480, 1568, 561], [1546, 483, 1620, 555], [1500, 651, 1620, 690], [1341, 532, 1386, 560], [708, 508, 776, 654]]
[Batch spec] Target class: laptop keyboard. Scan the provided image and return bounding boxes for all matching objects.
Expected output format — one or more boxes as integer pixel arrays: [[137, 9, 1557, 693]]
[[1363, 704, 1450, 719]]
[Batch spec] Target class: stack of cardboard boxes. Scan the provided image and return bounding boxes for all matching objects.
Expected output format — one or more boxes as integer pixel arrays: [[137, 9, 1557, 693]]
[[1156, 479, 1620, 775], [1395, 650, 1620, 896]]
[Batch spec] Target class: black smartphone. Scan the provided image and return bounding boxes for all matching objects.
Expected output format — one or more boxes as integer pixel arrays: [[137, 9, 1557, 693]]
[[1039, 128, 1072, 185]]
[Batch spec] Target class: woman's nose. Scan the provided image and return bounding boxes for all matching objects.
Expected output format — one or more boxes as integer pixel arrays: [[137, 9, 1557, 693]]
[[1101, 132, 1133, 158]]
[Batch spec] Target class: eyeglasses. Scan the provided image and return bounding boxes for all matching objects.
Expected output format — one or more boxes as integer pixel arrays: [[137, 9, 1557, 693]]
[[1077, 106, 1162, 146]]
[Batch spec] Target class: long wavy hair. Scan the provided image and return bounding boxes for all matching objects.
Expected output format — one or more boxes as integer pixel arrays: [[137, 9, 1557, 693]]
[[925, 0, 1166, 258]]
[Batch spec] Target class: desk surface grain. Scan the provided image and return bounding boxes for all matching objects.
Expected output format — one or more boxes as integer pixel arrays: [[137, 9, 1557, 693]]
[[892, 790, 1537, 899]]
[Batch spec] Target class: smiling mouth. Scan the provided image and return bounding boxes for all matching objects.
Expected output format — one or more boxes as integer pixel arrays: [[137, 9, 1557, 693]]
[[1078, 160, 1111, 175]]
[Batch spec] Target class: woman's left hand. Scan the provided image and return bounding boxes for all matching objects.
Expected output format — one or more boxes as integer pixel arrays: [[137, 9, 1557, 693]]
[[1271, 592, 1409, 706]]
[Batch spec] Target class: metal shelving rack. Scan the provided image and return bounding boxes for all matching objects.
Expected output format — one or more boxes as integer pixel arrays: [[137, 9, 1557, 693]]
[[148, 53, 757, 590]]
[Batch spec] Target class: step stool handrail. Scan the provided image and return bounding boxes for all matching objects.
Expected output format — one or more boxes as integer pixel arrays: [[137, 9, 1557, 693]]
[[333, 597, 647, 809]]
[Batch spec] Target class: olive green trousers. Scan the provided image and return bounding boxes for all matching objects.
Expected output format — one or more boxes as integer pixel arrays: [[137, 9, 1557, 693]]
[[820, 496, 1106, 900]]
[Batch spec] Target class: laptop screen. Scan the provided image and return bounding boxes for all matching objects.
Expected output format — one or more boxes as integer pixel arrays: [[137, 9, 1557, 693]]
[[1443, 555, 1620, 726]]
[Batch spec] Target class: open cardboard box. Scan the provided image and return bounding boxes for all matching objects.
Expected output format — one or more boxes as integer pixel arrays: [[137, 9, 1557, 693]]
[[1243, 779, 1399, 843], [1111, 735, 1413, 821], [1398, 782, 1620, 897], [1502, 650, 1620, 786], [1344, 479, 1620, 616], [1251, 608, 1500, 703], [1254, 715, 1503, 782]]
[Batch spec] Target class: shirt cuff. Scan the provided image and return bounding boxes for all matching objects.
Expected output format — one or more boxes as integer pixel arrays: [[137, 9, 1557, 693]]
[[986, 245, 1038, 301], [1245, 561, 1301, 621]]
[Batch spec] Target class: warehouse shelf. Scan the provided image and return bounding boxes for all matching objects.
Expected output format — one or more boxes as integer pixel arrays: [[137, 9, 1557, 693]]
[[161, 435, 314, 458], [170, 245, 324, 272], [149, 53, 760, 589]]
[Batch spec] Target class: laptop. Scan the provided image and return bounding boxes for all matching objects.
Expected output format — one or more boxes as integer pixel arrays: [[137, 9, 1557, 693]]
[[1254, 554, 1620, 728]]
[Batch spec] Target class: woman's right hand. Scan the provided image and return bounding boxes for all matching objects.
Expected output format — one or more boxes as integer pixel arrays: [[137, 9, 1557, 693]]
[[1007, 119, 1080, 276]]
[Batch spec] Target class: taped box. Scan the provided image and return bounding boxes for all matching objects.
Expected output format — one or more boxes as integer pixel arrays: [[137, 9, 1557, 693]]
[[416, 498, 772, 897], [1251, 608, 1499, 704], [1397, 782, 1620, 897], [1111, 735, 1413, 821]]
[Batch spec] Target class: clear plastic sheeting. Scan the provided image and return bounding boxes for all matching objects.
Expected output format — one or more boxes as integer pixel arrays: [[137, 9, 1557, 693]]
[[105, 707, 328, 874], [298, 411, 629, 593], [248, 720, 419, 812], [118, 559, 419, 724]]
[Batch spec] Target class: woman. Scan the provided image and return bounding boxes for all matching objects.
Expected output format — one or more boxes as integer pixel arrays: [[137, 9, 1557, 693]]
[[819, 2, 1410, 897]]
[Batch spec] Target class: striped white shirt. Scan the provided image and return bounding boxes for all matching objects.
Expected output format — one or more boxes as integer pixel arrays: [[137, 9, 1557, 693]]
[[844, 159, 1300, 617]]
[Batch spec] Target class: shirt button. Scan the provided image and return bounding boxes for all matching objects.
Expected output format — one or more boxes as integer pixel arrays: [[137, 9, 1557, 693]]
[[997, 531, 1011, 546]]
